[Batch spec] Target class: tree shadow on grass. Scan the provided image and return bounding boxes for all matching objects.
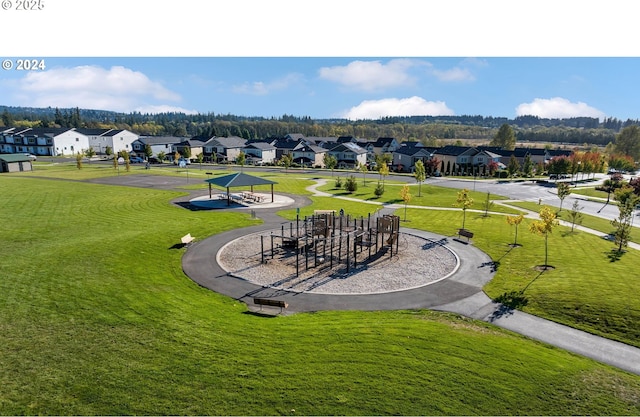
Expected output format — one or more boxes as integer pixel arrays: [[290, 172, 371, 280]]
[[490, 269, 545, 321], [489, 290, 529, 321], [606, 249, 626, 262]]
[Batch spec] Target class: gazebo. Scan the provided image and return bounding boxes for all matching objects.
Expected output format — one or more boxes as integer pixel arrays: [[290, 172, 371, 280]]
[[204, 172, 278, 206]]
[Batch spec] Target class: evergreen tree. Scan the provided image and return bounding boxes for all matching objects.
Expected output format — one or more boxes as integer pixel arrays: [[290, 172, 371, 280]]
[[522, 154, 534, 177], [507, 155, 521, 177], [614, 125, 640, 160]]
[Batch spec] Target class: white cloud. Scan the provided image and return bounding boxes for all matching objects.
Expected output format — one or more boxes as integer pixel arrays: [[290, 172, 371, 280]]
[[232, 73, 303, 95], [431, 67, 475, 82], [341, 96, 454, 120], [516, 97, 605, 119], [135, 105, 198, 115], [318, 59, 420, 91], [7, 65, 187, 113]]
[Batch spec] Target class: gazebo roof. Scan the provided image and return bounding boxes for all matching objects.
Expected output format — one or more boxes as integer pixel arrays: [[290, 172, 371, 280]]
[[205, 172, 277, 189]]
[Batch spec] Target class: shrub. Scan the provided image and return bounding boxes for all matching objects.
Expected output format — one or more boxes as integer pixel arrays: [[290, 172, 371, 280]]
[[334, 177, 343, 188], [374, 182, 385, 197], [344, 175, 358, 193]]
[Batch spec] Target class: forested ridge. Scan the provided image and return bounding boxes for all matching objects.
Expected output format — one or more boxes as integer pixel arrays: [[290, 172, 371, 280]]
[[2, 105, 639, 146]]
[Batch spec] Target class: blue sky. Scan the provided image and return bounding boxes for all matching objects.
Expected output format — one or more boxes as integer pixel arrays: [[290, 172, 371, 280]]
[[2, 1, 640, 121], [2, 57, 639, 121]]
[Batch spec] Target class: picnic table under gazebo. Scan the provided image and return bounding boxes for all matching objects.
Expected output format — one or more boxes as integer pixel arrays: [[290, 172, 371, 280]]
[[204, 172, 278, 206]]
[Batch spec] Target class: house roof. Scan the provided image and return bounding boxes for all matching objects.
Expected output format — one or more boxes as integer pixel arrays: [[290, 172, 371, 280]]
[[330, 142, 368, 154], [293, 144, 326, 153], [434, 145, 478, 156], [373, 137, 397, 147], [0, 154, 32, 162], [11, 127, 75, 137], [205, 172, 277, 189], [547, 149, 573, 157], [137, 136, 187, 145], [206, 136, 247, 148], [394, 146, 435, 157], [270, 138, 299, 150], [507, 147, 548, 157], [245, 142, 276, 151]]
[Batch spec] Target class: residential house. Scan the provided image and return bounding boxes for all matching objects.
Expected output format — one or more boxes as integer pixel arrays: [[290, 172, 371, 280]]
[[291, 143, 327, 168], [432, 145, 479, 175], [132, 136, 187, 160], [0, 127, 90, 156], [202, 136, 247, 163], [174, 138, 206, 160], [328, 142, 368, 169], [243, 142, 277, 165], [392, 142, 435, 173], [270, 137, 300, 160], [77, 128, 139, 155], [372, 137, 400, 155], [498, 147, 548, 167]]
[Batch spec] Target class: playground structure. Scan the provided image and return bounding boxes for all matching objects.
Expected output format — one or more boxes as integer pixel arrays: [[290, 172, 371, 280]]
[[260, 211, 402, 277]]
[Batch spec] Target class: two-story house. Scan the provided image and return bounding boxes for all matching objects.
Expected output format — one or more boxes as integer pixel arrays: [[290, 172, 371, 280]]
[[0, 127, 90, 156], [132, 136, 187, 160], [328, 142, 368, 169], [392, 142, 436, 173], [291, 143, 327, 168], [77, 128, 139, 156], [243, 142, 277, 165], [202, 136, 247, 163]]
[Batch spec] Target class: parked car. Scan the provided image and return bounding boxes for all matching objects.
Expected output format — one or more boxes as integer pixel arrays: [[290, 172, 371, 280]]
[[174, 157, 191, 165], [24, 153, 37, 161], [130, 156, 145, 163], [148, 156, 161, 164]]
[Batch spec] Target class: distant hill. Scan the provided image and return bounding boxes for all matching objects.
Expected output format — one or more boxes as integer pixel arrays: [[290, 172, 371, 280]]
[[1, 105, 637, 146]]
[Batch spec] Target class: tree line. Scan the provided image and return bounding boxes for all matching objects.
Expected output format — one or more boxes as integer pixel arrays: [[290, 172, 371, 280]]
[[1, 105, 640, 147]]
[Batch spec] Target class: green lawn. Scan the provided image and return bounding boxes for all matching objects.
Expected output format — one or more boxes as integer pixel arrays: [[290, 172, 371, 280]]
[[1, 173, 640, 415], [318, 178, 523, 214], [571, 187, 611, 199], [506, 201, 640, 244], [398, 207, 640, 348]]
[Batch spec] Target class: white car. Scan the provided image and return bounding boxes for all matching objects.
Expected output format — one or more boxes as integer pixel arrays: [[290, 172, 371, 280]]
[[24, 153, 37, 161]]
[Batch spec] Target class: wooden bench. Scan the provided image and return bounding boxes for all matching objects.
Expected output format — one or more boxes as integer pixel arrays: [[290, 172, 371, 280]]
[[253, 297, 288, 314], [181, 233, 195, 245], [457, 228, 474, 242]]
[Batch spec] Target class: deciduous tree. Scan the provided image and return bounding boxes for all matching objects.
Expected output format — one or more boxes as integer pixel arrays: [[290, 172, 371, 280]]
[[567, 200, 584, 232], [323, 153, 337, 176], [556, 182, 571, 211], [400, 184, 412, 221], [455, 188, 474, 230], [529, 206, 559, 269], [414, 160, 426, 196], [490, 123, 516, 150], [506, 214, 524, 246], [610, 185, 639, 253]]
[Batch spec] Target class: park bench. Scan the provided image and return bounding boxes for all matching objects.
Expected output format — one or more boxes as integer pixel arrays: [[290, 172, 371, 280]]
[[181, 233, 195, 245], [253, 297, 288, 314], [457, 228, 474, 243]]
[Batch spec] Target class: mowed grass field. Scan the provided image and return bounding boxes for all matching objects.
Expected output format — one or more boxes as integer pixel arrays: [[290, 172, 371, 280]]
[[1, 169, 640, 415]]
